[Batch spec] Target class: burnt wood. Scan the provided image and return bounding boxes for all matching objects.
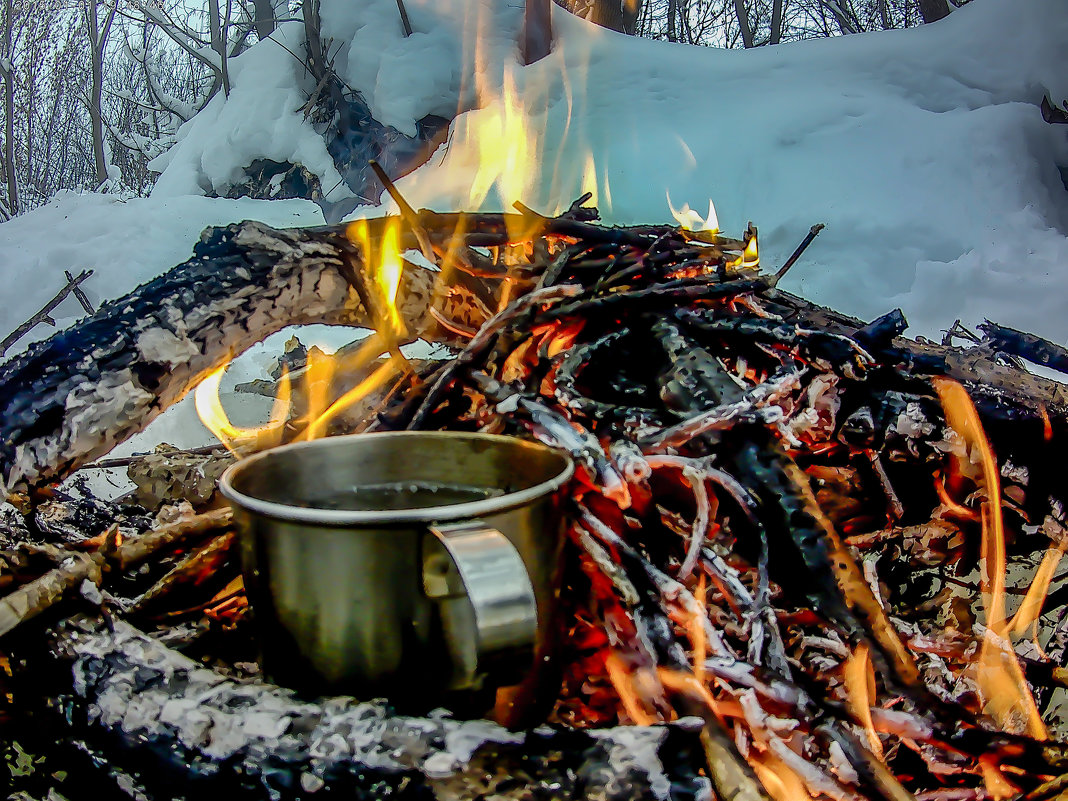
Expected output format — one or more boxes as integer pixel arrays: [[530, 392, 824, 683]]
[[0, 222, 437, 496], [7, 618, 708, 801]]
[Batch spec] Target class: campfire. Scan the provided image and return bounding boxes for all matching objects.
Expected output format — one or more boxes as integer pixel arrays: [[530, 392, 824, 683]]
[[3, 180, 1068, 801]]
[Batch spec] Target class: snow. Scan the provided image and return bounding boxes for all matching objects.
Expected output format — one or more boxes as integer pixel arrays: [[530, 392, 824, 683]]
[[1, 0, 1067, 466], [149, 21, 347, 201]]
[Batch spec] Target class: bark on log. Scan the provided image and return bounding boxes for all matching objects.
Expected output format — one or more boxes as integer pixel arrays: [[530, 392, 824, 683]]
[[10, 618, 707, 800], [0, 222, 436, 496]]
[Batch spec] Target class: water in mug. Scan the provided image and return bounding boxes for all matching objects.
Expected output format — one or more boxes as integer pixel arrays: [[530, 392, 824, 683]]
[[304, 481, 506, 511]]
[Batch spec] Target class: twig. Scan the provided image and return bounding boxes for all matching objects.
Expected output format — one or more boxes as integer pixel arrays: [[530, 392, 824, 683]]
[[65, 270, 95, 314], [0, 269, 94, 356], [771, 224, 824, 286], [368, 159, 435, 265], [79, 444, 228, 470], [0, 508, 232, 638], [394, 0, 412, 36]]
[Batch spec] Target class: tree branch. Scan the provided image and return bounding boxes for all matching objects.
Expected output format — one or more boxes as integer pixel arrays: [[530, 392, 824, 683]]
[[0, 269, 94, 357]]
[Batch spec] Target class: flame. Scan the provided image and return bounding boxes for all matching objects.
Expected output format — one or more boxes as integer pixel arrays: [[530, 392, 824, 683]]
[[194, 362, 291, 454], [933, 377, 1046, 742], [667, 191, 719, 233], [742, 231, 759, 269], [346, 217, 405, 334], [1010, 541, 1067, 639], [604, 652, 660, 725], [750, 752, 809, 801], [843, 642, 884, 760]]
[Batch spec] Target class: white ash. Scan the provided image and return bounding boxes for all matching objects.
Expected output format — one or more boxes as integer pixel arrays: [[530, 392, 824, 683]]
[[1000, 460, 1029, 485], [590, 725, 673, 800], [67, 621, 681, 799], [895, 403, 936, 439], [79, 578, 103, 605]]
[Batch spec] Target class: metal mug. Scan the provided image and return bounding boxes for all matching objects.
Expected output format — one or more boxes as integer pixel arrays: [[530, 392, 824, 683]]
[[218, 431, 574, 723]]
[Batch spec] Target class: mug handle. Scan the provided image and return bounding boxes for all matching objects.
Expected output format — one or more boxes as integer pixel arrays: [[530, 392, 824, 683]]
[[423, 520, 538, 684]]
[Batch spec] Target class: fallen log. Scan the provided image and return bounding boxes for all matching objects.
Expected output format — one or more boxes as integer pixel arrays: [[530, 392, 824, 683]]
[[0, 222, 437, 496], [7, 618, 709, 801]]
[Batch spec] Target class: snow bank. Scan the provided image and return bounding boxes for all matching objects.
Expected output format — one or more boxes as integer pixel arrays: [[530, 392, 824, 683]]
[[150, 21, 346, 201], [392, 0, 1068, 342]]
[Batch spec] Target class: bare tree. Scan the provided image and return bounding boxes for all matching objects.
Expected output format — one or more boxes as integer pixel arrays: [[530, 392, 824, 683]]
[[84, 0, 117, 187], [733, 0, 756, 46], [1, 0, 17, 214]]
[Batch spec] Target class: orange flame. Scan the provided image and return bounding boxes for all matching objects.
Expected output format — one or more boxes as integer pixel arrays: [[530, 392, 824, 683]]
[[933, 377, 1046, 742], [691, 574, 707, 685], [1009, 541, 1067, 639], [604, 652, 660, 725], [750, 752, 810, 801], [843, 642, 884, 760]]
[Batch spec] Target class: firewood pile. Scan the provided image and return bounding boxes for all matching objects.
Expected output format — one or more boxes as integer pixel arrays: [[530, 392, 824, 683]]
[[3, 197, 1068, 801]]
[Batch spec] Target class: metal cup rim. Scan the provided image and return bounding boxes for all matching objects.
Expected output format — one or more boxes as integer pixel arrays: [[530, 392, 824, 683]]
[[218, 431, 575, 527]]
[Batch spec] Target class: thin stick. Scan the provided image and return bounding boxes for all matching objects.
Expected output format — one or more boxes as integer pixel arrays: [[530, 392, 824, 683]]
[[0, 269, 94, 356], [0, 508, 232, 638], [368, 159, 435, 264], [771, 224, 824, 286], [80, 444, 228, 470], [394, 0, 412, 36], [65, 270, 96, 314]]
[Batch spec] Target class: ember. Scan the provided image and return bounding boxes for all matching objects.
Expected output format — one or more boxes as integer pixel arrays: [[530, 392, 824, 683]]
[[2, 199, 1068, 800]]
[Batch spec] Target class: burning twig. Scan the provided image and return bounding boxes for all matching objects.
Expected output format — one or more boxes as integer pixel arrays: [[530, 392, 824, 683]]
[[0, 508, 231, 637]]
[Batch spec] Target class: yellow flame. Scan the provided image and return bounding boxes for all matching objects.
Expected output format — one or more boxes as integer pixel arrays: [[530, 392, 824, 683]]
[[742, 231, 759, 269], [933, 377, 1047, 742], [346, 218, 406, 335], [581, 152, 599, 210], [843, 643, 884, 760], [667, 191, 720, 233], [304, 360, 397, 441], [379, 219, 403, 332], [194, 362, 291, 454]]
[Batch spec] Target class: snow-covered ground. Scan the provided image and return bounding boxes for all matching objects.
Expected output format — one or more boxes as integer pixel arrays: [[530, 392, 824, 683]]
[[0, 0, 1066, 463]]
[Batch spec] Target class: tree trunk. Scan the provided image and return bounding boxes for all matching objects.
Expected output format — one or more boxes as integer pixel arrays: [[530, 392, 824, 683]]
[[917, 0, 951, 23], [251, 0, 275, 39], [622, 0, 642, 34], [85, 0, 115, 188], [584, 0, 625, 33], [667, 0, 678, 41], [207, 0, 230, 96], [769, 0, 783, 44], [733, 0, 755, 47], [521, 0, 552, 64], [2, 0, 17, 214]]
